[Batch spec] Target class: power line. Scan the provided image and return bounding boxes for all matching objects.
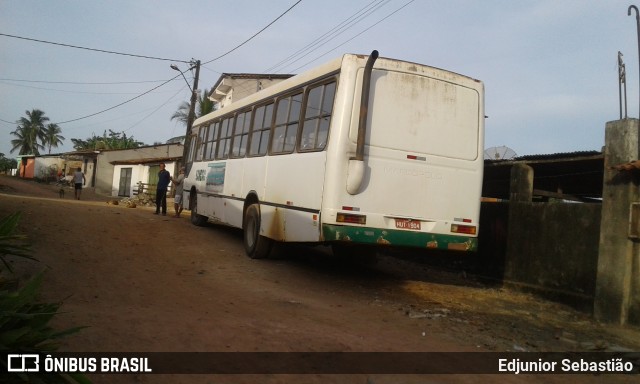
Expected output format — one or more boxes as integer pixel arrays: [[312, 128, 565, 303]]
[[264, 0, 388, 73], [123, 85, 188, 133], [0, 32, 189, 63], [1, 0, 300, 133], [0, 78, 169, 85], [202, 0, 303, 66], [290, 0, 415, 73], [0, 80, 181, 95], [52, 73, 182, 125]]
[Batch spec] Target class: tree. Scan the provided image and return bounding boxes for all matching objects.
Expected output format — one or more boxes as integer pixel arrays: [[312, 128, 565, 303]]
[[42, 123, 65, 154], [10, 109, 49, 156], [71, 130, 145, 151], [0, 153, 17, 174], [170, 88, 214, 127]]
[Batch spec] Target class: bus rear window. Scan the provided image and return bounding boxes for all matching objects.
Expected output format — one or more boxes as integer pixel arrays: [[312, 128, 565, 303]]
[[360, 71, 480, 160]]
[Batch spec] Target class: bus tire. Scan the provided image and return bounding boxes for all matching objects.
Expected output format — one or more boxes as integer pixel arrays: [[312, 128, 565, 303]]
[[243, 204, 272, 259], [189, 193, 208, 227]]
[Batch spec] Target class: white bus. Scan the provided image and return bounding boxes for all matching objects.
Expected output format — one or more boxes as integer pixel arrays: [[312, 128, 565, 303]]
[[183, 51, 484, 259]]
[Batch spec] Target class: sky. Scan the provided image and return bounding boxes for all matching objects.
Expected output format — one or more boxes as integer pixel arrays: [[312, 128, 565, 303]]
[[0, 0, 638, 159]]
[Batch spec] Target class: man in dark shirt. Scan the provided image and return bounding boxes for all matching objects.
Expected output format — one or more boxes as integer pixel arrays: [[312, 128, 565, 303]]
[[154, 163, 171, 216]]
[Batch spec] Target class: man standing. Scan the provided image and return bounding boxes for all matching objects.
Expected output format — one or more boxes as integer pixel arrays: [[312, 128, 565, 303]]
[[171, 167, 185, 218], [73, 167, 86, 200], [154, 163, 171, 216]]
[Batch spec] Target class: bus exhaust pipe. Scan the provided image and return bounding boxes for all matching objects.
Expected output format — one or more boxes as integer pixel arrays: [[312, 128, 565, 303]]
[[347, 50, 378, 195]]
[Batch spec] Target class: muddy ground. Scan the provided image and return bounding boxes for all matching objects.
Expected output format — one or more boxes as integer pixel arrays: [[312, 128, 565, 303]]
[[0, 175, 638, 384]]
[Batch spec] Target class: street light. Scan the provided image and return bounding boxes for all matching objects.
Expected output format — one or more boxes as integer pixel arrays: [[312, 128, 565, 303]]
[[171, 64, 194, 93], [170, 60, 201, 173]]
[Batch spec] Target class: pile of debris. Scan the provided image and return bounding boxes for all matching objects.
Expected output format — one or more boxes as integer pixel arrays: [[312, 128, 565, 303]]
[[111, 193, 157, 209]]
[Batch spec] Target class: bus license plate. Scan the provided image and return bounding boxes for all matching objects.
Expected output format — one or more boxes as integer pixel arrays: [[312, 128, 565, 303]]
[[395, 219, 421, 230]]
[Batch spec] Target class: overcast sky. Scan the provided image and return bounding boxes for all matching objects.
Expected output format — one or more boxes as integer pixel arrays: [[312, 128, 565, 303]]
[[0, 0, 637, 159]]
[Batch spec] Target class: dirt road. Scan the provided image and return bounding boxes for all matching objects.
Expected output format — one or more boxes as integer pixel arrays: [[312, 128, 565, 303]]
[[0, 175, 638, 384]]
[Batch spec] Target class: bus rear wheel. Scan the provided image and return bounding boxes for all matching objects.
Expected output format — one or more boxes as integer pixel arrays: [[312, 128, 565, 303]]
[[243, 204, 273, 259], [189, 193, 208, 227]]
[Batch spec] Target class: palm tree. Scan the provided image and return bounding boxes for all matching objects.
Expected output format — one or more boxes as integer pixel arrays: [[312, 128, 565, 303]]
[[42, 123, 65, 154], [10, 109, 49, 156], [170, 88, 214, 127]]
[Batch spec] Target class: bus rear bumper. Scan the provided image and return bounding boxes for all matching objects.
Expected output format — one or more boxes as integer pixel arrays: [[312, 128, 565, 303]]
[[322, 224, 477, 252]]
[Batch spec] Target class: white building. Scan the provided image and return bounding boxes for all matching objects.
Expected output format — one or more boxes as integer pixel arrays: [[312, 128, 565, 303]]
[[92, 143, 183, 197], [208, 73, 294, 110]]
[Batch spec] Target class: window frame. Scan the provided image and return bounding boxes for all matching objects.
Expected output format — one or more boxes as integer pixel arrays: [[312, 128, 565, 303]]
[[194, 125, 208, 162], [297, 80, 336, 153], [247, 102, 274, 158], [230, 109, 252, 158], [215, 116, 234, 160], [203, 121, 220, 161], [270, 91, 304, 155]]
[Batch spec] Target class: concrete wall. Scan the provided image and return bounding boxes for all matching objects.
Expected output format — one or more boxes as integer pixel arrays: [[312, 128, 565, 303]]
[[17, 157, 35, 178], [477, 202, 509, 278], [594, 119, 640, 325], [94, 144, 182, 195], [476, 120, 640, 326], [34, 156, 64, 181], [503, 202, 601, 311], [111, 161, 177, 197], [112, 164, 147, 197], [215, 77, 290, 109]]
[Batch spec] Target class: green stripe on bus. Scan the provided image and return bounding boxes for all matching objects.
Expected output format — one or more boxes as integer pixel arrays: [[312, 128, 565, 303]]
[[322, 224, 477, 252]]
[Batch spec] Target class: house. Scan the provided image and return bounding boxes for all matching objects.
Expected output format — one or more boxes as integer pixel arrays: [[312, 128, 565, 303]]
[[93, 143, 183, 197], [15, 155, 35, 179], [209, 73, 294, 109], [33, 154, 65, 181], [16, 151, 97, 185], [59, 151, 99, 187]]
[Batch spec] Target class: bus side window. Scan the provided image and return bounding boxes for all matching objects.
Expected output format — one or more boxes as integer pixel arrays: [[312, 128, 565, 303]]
[[272, 93, 302, 154], [231, 110, 251, 158], [249, 103, 273, 156], [186, 133, 197, 166], [194, 125, 208, 161], [204, 122, 219, 160], [216, 118, 233, 159], [300, 81, 336, 152]]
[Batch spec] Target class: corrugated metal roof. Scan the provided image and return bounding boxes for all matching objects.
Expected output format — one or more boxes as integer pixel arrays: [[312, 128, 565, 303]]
[[109, 156, 182, 165], [514, 150, 602, 161], [483, 150, 604, 200], [485, 150, 602, 164]]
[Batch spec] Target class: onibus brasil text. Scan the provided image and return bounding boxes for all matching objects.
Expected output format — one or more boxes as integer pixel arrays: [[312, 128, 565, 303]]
[[7, 354, 152, 373]]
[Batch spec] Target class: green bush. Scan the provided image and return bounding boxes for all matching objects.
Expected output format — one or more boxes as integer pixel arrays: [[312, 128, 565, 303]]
[[0, 212, 89, 384], [0, 212, 35, 272]]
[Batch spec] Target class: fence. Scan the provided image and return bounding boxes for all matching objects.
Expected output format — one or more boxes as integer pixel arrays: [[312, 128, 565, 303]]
[[133, 182, 173, 198]]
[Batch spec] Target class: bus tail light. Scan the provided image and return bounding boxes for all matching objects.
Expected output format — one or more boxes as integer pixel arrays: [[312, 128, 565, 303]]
[[337, 213, 366, 225], [451, 224, 477, 235]]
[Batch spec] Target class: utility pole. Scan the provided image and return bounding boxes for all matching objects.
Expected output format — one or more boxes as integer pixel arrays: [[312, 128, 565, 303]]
[[628, 5, 640, 157], [172, 59, 201, 174]]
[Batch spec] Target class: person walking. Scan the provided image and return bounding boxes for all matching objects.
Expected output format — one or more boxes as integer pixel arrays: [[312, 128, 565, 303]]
[[171, 167, 185, 218], [73, 167, 86, 200], [154, 163, 171, 216]]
